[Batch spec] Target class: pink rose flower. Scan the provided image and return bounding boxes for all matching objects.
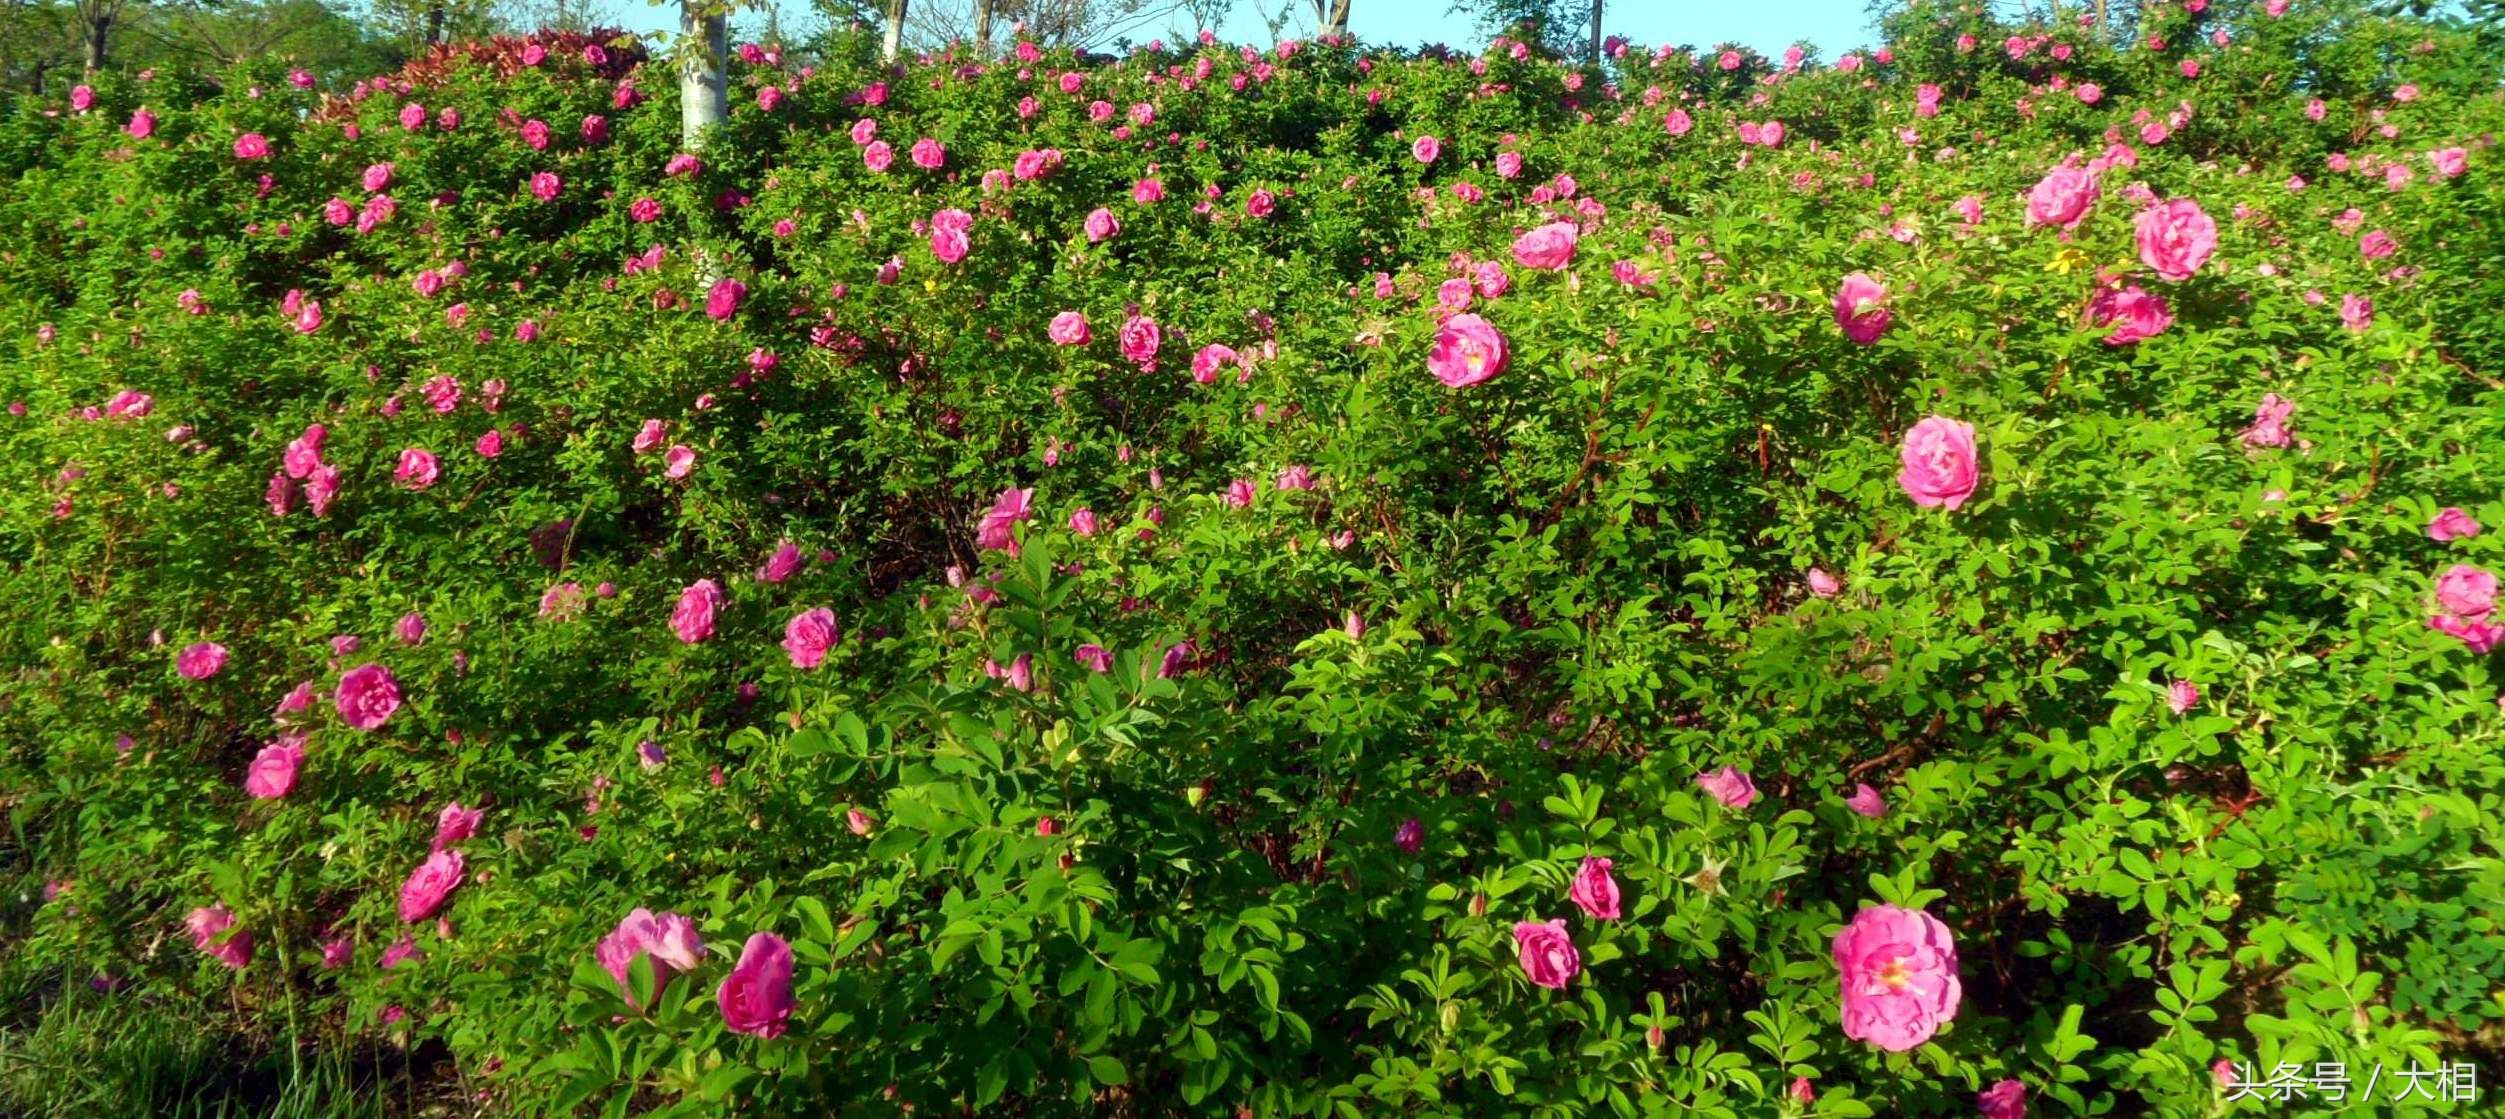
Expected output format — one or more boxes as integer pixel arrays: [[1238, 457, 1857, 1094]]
[[2024, 164, 2099, 230], [1808, 568, 1843, 598], [1896, 416, 1980, 510], [596, 908, 705, 1007], [1695, 765, 1759, 809], [1411, 134, 1440, 163], [539, 582, 588, 620], [2088, 284, 2173, 345], [380, 932, 423, 970], [1119, 314, 1162, 366], [718, 932, 796, 1038], [433, 801, 482, 851], [664, 444, 697, 479], [1190, 343, 1238, 384], [1978, 1079, 2027, 1119], [1846, 783, 1887, 818], [176, 641, 229, 680], [2242, 393, 2295, 449], [633, 419, 667, 454], [186, 904, 253, 969], [1834, 904, 1962, 1051], [2428, 507, 2481, 542], [2359, 229, 2397, 260], [1049, 311, 1091, 346], [335, 663, 402, 730], [2340, 292, 2373, 333], [977, 487, 1034, 554], [2168, 679, 2201, 715], [232, 132, 271, 159], [1511, 918, 1581, 989], [706, 278, 746, 321], [304, 463, 341, 516], [398, 849, 464, 922], [274, 680, 314, 721], [672, 579, 724, 643], [1473, 261, 1511, 298], [1568, 857, 1621, 920], [2134, 198, 2218, 281], [1427, 313, 1508, 388], [743, 543, 800, 586], [1511, 221, 1579, 271], [395, 447, 440, 489], [784, 608, 839, 669], [244, 738, 305, 798], [1394, 816, 1423, 853], [2436, 564, 2497, 621], [1834, 272, 1892, 344], [1084, 207, 1119, 243], [2429, 613, 2504, 653]]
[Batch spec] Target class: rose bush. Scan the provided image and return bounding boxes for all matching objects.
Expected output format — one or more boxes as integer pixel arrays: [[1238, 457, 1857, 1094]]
[[3, 1, 2504, 1114]]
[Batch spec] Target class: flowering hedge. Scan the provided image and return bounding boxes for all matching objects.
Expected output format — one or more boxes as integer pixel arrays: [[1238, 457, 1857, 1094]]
[[4, 1, 2504, 1114]]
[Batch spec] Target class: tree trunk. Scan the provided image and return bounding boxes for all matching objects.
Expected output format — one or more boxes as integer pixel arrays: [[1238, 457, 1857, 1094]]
[[881, 0, 909, 62], [974, 0, 993, 57], [424, 2, 444, 45], [1323, 0, 1350, 39], [679, 1, 728, 150], [83, 13, 110, 70], [1586, 0, 1601, 64]]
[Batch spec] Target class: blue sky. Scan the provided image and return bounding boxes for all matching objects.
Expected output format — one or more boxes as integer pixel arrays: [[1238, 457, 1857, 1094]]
[[609, 0, 1879, 58]]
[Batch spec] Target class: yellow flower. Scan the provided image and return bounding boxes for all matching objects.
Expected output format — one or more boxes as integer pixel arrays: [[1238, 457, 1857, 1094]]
[[2047, 247, 2092, 275]]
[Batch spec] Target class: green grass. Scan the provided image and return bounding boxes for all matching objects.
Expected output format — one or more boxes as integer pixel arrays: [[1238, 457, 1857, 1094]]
[[0, 981, 402, 1119]]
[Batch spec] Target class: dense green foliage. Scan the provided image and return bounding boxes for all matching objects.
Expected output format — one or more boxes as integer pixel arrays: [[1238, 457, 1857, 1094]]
[[3, 1, 2504, 1114]]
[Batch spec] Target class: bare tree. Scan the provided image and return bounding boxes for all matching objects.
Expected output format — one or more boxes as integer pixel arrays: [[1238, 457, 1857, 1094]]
[[76, 0, 132, 69], [362, 0, 501, 53], [1175, 0, 1226, 33], [971, 0, 989, 53], [681, 0, 727, 147], [880, 0, 905, 58], [1584, 0, 1597, 62], [905, 0, 1193, 52], [520, 0, 610, 32], [145, 0, 333, 64], [1308, 0, 1345, 37], [2, 0, 84, 91]]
